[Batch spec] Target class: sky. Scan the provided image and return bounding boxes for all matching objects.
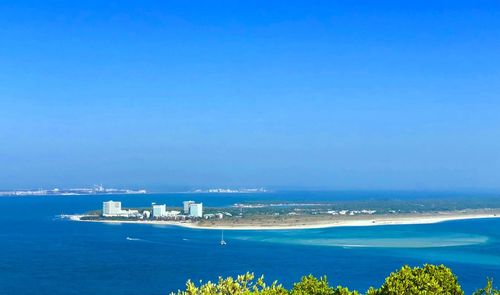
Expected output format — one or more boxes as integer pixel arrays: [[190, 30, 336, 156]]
[[0, 1, 499, 191]]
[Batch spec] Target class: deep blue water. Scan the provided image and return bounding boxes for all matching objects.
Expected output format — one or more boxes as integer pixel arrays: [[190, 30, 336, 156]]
[[0, 192, 499, 294]]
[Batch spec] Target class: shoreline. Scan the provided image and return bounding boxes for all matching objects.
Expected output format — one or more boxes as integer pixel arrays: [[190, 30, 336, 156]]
[[66, 211, 500, 231]]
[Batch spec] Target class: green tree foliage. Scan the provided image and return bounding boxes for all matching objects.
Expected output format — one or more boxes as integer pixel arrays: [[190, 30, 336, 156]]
[[368, 264, 464, 295], [289, 275, 358, 295], [173, 264, 495, 295], [375, 264, 463, 295], [172, 272, 287, 295], [473, 278, 499, 295], [290, 275, 332, 295], [332, 286, 359, 295]]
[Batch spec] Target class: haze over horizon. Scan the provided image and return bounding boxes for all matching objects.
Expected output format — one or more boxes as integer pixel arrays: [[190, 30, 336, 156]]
[[1, 1, 499, 191]]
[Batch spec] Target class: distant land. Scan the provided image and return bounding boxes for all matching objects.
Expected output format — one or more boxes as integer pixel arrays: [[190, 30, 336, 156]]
[[0, 185, 269, 196], [0, 185, 147, 196], [188, 188, 268, 193]]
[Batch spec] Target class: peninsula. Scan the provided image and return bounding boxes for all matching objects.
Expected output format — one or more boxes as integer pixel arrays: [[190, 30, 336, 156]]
[[66, 197, 500, 230]]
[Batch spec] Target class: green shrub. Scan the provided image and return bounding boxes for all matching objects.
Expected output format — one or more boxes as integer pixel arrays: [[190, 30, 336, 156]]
[[376, 264, 463, 295], [289, 274, 358, 295], [473, 278, 499, 295], [172, 272, 287, 295], [332, 286, 359, 295], [290, 275, 332, 295], [173, 264, 496, 295]]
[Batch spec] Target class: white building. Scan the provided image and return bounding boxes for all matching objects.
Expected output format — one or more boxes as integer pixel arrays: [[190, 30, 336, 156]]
[[120, 209, 140, 218], [152, 204, 167, 218], [103, 201, 122, 217], [189, 203, 203, 218], [164, 210, 181, 217], [102, 201, 139, 218], [183, 201, 195, 214]]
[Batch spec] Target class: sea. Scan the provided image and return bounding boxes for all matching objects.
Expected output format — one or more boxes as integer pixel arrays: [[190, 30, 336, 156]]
[[0, 191, 499, 295]]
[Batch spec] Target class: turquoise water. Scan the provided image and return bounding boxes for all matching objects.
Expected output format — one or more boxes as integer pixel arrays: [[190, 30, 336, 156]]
[[0, 192, 499, 294], [237, 231, 489, 249]]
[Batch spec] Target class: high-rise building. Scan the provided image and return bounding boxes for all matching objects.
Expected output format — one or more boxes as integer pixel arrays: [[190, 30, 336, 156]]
[[183, 201, 195, 214], [102, 201, 122, 216], [152, 204, 167, 218], [189, 203, 203, 218]]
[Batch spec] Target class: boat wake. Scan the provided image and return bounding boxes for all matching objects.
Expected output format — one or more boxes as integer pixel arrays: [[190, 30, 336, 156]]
[[126, 237, 143, 241]]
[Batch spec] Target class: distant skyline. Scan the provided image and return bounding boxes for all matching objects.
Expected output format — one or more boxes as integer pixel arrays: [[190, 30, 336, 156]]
[[1, 1, 500, 190]]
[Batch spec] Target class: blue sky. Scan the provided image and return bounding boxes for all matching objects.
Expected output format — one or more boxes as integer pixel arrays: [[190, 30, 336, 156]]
[[1, 1, 499, 191]]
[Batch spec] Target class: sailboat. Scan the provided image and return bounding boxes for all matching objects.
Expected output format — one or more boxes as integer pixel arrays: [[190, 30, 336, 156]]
[[220, 230, 227, 246]]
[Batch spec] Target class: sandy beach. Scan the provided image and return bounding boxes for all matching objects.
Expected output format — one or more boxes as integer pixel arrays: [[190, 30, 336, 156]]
[[67, 210, 500, 231]]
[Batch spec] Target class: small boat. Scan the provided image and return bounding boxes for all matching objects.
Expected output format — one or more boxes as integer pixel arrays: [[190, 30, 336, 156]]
[[220, 230, 227, 246]]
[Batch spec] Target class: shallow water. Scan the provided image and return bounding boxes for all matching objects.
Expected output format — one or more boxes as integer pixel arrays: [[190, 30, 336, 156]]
[[0, 192, 499, 294], [244, 235, 489, 248]]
